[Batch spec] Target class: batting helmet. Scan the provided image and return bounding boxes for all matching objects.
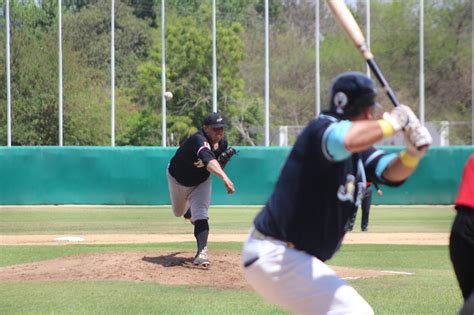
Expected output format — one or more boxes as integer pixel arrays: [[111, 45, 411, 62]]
[[328, 72, 378, 118]]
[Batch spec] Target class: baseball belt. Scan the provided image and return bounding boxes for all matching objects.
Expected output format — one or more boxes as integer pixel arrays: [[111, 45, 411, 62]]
[[251, 227, 295, 249]]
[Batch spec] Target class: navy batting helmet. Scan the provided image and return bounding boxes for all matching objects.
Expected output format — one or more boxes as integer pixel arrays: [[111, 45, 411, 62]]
[[328, 72, 378, 118]]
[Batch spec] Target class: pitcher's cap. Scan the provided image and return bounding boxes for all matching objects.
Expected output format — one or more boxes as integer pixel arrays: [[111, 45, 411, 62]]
[[204, 112, 225, 128]]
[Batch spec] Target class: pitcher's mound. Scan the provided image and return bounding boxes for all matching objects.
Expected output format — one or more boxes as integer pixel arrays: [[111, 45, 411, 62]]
[[0, 251, 410, 289]]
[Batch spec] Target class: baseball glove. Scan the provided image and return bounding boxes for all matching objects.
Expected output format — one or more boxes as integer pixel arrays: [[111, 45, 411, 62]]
[[218, 147, 238, 168]]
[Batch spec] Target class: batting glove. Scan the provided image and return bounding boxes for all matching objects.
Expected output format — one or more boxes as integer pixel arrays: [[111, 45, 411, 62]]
[[378, 105, 418, 137], [405, 123, 433, 152], [399, 124, 432, 167]]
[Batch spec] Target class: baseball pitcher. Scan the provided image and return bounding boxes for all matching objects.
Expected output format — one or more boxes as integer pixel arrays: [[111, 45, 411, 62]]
[[167, 112, 237, 267]]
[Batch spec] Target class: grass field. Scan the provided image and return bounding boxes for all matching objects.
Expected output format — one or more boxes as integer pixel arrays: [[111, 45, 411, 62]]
[[0, 205, 462, 314], [0, 205, 454, 234]]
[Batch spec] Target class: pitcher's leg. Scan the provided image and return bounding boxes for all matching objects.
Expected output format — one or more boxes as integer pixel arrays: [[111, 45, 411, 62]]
[[166, 169, 192, 217], [188, 176, 212, 221], [188, 176, 212, 266]]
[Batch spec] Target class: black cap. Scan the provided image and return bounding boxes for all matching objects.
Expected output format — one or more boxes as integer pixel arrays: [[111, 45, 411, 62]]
[[204, 112, 225, 128], [328, 72, 379, 118]]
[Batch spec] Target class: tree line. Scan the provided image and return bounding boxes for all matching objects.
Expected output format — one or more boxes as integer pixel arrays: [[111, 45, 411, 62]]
[[0, 0, 471, 146]]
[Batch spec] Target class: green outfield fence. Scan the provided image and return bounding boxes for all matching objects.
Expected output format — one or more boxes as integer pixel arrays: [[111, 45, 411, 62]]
[[0, 146, 472, 205]]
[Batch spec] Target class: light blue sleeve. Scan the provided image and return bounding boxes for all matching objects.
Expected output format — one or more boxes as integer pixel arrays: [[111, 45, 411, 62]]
[[375, 153, 397, 178], [323, 120, 352, 161]]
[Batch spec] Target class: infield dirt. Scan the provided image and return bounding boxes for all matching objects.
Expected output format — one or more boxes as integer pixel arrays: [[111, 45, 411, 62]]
[[0, 232, 445, 288], [0, 250, 408, 289]]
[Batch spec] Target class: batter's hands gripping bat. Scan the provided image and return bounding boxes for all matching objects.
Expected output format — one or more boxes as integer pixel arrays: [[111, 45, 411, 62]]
[[325, 0, 400, 108]]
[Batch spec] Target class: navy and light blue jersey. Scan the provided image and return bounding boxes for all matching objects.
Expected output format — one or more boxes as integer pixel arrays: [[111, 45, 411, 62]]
[[169, 129, 228, 187], [253, 113, 401, 261]]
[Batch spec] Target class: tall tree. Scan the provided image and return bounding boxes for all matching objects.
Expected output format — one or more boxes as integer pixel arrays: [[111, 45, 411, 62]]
[[62, 0, 152, 87], [133, 5, 263, 145], [0, 28, 112, 145]]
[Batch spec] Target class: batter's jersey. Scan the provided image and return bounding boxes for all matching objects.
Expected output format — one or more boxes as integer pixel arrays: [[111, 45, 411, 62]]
[[168, 129, 228, 187], [254, 113, 401, 261], [455, 154, 474, 210]]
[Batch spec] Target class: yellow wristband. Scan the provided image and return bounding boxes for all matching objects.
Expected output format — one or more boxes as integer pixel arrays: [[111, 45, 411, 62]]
[[377, 119, 394, 138], [399, 150, 420, 168]]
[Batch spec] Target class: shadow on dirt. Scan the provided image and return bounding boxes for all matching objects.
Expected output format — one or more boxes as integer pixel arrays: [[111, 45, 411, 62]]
[[142, 252, 197, 268]]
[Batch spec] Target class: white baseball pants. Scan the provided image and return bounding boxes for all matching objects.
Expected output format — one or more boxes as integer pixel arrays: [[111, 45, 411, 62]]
[[241, 229, 374, 315], [166, 168, 211, 221]]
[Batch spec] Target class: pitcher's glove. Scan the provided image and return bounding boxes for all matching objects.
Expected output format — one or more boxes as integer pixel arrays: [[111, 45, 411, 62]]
[[218, 147, 238, 168]]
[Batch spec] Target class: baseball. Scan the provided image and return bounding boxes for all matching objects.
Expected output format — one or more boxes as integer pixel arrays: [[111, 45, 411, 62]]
[[165, 91, 173, 100]]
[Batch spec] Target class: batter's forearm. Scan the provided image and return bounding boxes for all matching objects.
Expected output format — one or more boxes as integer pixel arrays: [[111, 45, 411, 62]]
[[344, 121, 385, 152], [381, 156, 417, 182]]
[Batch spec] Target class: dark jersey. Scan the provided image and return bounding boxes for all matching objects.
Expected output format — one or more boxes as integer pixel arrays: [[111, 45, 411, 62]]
[[254, 113, 401, 261], [169, 129, 228, 187], [455, 155, 474, 210]]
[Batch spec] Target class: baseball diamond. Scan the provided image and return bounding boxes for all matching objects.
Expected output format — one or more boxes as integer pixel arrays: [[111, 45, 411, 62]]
[[0, 0, 472, 314], [0, 205, 461, 314]]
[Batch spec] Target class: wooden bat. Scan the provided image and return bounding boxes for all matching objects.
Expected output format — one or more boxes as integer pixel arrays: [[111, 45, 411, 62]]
[[325, 0, 400, 107]]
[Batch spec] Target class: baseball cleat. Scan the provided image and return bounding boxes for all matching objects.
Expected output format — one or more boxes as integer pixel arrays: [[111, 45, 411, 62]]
[[193, 246, 210, 267]]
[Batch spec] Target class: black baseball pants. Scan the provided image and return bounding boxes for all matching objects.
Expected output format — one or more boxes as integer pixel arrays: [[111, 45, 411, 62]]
[[449, 207, 474, 301]]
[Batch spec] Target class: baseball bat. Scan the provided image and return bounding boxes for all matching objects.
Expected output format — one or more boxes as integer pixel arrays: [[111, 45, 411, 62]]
[[325, 0, 400, 107]]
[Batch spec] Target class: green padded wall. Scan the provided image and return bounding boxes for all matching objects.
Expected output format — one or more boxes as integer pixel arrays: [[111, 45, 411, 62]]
[[371, 146, 473, 205], [0, 146, 472, 205], [216, 146, 474, 205], [0, 147, 175, 205]]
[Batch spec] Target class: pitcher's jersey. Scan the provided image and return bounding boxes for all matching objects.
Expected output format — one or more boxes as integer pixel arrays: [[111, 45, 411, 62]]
[[169, 129, 227, 187], [254, 113, 401, 261]]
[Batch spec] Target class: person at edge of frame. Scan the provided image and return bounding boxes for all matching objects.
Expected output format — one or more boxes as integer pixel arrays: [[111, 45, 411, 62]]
[[241, 71, 433, 314], [345, 181, 383, 232], [166, 112, 235, 267], [450, 154, 474, 315]]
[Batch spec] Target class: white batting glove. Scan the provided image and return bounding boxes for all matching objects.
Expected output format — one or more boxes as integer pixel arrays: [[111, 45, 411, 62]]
[[399, 124, 432, 171], [404, 123, 432, 156], [382, 104, 418, 132], [402, 105, 422, 131]]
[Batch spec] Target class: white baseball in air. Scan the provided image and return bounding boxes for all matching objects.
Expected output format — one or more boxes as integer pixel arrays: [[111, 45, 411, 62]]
[[164, 91, 173, 100]]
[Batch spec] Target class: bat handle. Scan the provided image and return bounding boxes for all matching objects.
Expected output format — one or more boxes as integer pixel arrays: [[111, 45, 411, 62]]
[[367, 59, 401, 107]]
